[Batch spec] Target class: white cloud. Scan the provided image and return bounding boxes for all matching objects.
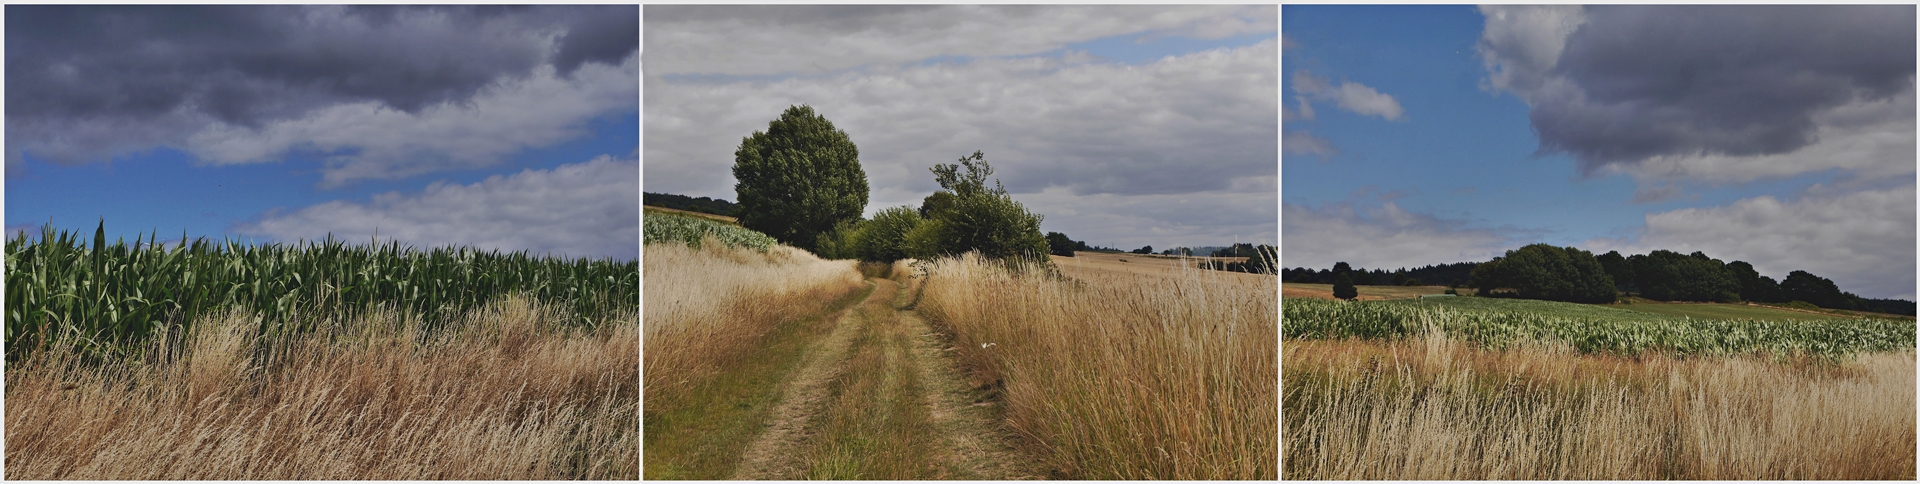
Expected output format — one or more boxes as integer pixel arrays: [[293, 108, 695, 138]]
[[1475, 5, 1587, 94], [187, 53, 639, 187], [1283, 130, 1334, 156], [645, 38, 1276, 203], [1583, 184, 1916, 300], [1282, 201, 1515, 270], [1291, 70, 1403, 121], [644, 5, 1275, 76], [236, 155, 638, 259]]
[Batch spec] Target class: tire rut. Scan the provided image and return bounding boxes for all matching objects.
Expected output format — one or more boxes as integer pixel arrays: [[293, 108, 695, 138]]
[[893, 279, 1043, 480], [728, 280, 875, 480], [731, 277, 1040, 479]]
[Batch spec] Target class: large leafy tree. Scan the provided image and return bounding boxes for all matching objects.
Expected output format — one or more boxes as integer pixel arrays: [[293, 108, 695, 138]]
[[1630, 250, 1739, 302], [732, 105, 868, 252], [1469, 243, 1615, 303]]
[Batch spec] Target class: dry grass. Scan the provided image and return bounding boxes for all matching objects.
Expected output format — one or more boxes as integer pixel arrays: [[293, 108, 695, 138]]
[[1283, 334, 1916, 479], [642, 240, 863, 403], [5, 296, 638, 480], [911, 253, 1278, 479]]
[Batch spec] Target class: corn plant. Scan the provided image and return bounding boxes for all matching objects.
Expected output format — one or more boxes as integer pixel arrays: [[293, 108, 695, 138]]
[[643, 212, 776, 252], [5, 222, 638, 360], [1283, 297, 1915, 359]]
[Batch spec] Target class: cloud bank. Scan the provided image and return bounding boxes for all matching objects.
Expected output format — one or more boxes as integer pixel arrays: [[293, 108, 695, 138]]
[[236, 155, 639, 260]]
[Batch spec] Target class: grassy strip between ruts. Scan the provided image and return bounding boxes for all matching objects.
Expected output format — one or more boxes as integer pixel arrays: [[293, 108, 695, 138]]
[[1284, 297, 1915, 359], [642, 281, 873, 480]]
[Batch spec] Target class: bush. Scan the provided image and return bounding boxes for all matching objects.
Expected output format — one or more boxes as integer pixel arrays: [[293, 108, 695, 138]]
[[908, 151, 1050, 263], [812, 218, 865, 260], [856, 206, 922, 263]]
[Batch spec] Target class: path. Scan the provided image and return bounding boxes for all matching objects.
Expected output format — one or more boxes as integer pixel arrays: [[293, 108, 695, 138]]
[[729, 277, 1039, 480]]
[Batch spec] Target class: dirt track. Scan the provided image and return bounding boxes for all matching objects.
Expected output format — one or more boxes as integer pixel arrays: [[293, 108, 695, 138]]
[[730, 278, 1038, 479]]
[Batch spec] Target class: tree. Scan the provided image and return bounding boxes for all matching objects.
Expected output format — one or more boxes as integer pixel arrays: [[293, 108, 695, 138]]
[[1596, 250, 1635, 293], [856, 206, 923, 263], [1332, 272, 1358, 300], [1131, 245, 1154, 255], [1045, 232, 1077, 257], [908, 151, 1050, 261], [1781, 270, 1852, 309], [1631, 250, 1738, 302], [1333, 261, 1352, 275], [1470, 244, 1614, 303], [732, 105, 868, 253]]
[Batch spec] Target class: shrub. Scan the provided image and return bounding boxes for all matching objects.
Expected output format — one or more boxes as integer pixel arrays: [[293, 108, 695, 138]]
[[812, 218, 866, 260], [855, 206, 922, 263]]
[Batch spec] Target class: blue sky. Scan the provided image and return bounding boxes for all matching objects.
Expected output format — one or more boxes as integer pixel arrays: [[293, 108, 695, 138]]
[[645, 6, 1277, 251], [1283, 5, 1915, 299], [6, 6, 639, 260]]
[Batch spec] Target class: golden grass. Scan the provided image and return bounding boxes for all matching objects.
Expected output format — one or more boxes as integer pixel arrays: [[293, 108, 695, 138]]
[[911, 253, 1278, 479], [1283, 335, 1916, 479], [642, 240, 863, 403], [5, 296, 638, 479]]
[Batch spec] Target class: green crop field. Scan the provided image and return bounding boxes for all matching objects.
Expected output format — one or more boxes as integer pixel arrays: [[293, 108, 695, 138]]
[[1283, 296, 1914, 358], [644, 210, 775, 251], [1611, 299, 1891, 321], [5, 223, 638, 360]]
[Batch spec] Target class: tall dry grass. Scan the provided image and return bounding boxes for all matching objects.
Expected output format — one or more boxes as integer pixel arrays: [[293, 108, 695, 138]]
[[1283, 333, 1916, 479], [642, 240, 863, 404], [909, 253, 1278, 479], [5, 296, 637, 479]]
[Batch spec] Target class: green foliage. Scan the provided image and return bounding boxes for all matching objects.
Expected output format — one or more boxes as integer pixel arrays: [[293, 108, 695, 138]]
[[1629, 250, 1739, 302], [909, 151, 1050, 263], [1282, 297, 1913, 359], [1786, 300, 1823, 311], [856, 206, 922, 263], [1469, 244, 1615, 303], [1596, 250, 1635, 292], [644, 212, 776, 252], [8, 222, 639, 362], [812, 218, 866, 260], [1332, 273, 1358, 300], [731, 105, 869, 253], [643, 192, 737, 217], [1045, 232, 1077, 257], [1782, 270, 1853, 310]]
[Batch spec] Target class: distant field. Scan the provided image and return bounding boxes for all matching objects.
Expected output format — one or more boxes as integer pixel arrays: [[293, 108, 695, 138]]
[[1281, 282, 1451, 301], [645, 205, 738, 225], [1053, 251, 1268, 281], [1614, 300, 1887, 322]]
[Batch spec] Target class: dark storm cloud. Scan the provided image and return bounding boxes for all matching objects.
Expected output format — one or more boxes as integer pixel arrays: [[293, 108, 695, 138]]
[[6, 5, 636, 165], [1492, 5, 1915, 171]]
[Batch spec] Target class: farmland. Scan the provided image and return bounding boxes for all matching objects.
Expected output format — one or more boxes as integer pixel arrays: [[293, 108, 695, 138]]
[[1283, 294, 1916, 479], [643, 209, 1277, 479], [5, 224, 639, 479]]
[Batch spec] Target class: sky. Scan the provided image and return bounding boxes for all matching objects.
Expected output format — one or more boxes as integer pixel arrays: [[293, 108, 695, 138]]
[[1282, 5, 1916, 300], [644, 5, 1278, 251], [5, 5, 640, 260]]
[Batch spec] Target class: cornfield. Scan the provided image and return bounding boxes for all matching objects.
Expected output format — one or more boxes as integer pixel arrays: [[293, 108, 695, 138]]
[[1283, 297, 1915, 358], [643, 211, 775, 252], [5, 222, 638, 360]]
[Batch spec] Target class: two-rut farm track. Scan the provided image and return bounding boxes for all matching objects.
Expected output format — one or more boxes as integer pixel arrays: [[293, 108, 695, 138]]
[[728, 277, 1040, 480]]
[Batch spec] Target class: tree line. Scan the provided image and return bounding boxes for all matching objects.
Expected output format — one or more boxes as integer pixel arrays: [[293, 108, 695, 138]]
[[642, 192, 738, 217], [1282, 262, 1476, 287], [1292, 244, 1914, 315]]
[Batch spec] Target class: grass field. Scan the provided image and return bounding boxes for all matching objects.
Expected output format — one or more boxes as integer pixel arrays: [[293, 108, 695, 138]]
[[6, 228, 639, 479], [1283, 294, 1915, 479], [918, 253, 1277, 479]]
